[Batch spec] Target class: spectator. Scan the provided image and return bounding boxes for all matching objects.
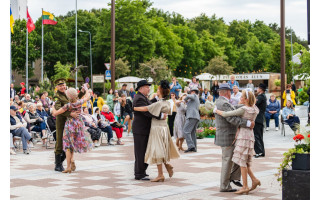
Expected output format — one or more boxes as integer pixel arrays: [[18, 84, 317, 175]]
[[81, 107, 101, 147], [24, 103, 48, 146], [188, 77, 201, 89], [119, 84, 129, 97], [282, 84, 296, 107], [297, 85, 303, 94], [14, 95, 20, 103], [34, 96, 40, 104], [196, 79, 202, 89], [282, 100, 300, 134], [101, 105, 124, 145], [36, 102, 49, 120], [246, 80, 255, 92], [113, 100, 121, 123], [23, 94, 34, 103], [10, 132, 16, 155], [168, 92, 178, 137], [227, 75, 239, 93], [93, 91, 105, 111], [129, 87, 136, 100], [17, 101, 27, 117], [170, 77, 182, 97], [210, 80, 219, 102], [106, 88, 115, 112], [46, 109, 56, 141], [10, 98, 14, 106], [120, 94, 133, 134], [10, 106, 32, 154], [19, 82, 26, 97], [28, 85, 33, 96], [34, 85, 40, 94], [204, 95, 215, 111], [82, 89, 93, 115], [230, 85, 241, 106], [291, 81, 296, 93], [40, 93, 50, 112], [92, 107, 114, 145], [265, 93, 280, 131], [201, 88, 210, 104], [10, 83, 16, 99]]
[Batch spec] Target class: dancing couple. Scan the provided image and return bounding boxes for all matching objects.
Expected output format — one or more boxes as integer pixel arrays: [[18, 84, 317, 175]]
[[53, 81, 93, 173], [214, 83, 261, 195], [132, 80, 180, 182]]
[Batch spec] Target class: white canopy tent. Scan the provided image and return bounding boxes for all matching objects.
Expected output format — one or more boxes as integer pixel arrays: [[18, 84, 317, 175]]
[[177, 77, 192, 83], [195, 73, 216, 81], [116, 76, 142, 83]]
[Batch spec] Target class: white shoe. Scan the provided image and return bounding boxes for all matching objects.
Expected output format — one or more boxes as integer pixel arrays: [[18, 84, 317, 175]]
[[10, 149, 16, 155], [28, 142, 34, 148], [23, 149, 30, 154], [266, 127, 269, 131], [276, 127, 279, 131], [94, 142, 99, 147]]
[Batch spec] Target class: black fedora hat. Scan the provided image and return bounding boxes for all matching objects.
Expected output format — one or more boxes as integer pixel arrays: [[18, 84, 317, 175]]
[[136, 80, 151, 91], [258, 83, 267, 91]]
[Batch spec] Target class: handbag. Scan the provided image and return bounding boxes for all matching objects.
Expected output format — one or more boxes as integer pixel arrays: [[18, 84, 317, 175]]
[[110, 121, 123, 128]]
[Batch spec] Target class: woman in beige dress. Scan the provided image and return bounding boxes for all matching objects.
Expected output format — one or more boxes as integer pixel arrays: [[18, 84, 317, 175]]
[[216, 89, 261, 195], [134, 80, 180, 182]]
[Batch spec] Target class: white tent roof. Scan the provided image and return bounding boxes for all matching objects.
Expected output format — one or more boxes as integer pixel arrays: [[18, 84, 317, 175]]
[[294, 73, 309, 80], [292, 53, 301, 65], [195, 73, 216, 81], [116, 76, 142, 83]]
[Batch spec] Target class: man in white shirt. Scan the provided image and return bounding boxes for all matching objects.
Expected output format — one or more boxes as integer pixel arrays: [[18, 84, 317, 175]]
[[230, 85, 241, 106]]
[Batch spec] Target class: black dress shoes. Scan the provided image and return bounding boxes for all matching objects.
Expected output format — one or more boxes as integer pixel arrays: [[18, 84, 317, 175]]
[[220, 188, 237, 192], [135, 177, 150, 181], [232, 180, 243, 187], [145, 174, 149, 177], [254, 153, 265, 158], [184, 147, 196, 153]]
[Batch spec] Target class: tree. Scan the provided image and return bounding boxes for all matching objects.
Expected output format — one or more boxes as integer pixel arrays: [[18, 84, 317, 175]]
[[115, 58, 130, 79], [11, 19, 39, 77], [228, 20, 253, 47], [137, 57, 170, 84], [53, 61, 71, 81], [213, 31, 239, 67], [199, 30, 224, 62], [203, 57, 234, 75]]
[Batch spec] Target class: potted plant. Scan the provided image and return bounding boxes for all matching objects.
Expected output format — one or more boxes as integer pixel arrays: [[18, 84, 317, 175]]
[[196, 128, 205, 139], [274, 79, 281, 90], [204, 127, 216, 138], [276, 130, 310, 184]]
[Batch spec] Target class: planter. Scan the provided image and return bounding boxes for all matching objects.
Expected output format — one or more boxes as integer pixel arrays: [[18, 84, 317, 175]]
[[205, 135, 215, 138], [292, 153, 310, 170], [282, 169, 310, 200]]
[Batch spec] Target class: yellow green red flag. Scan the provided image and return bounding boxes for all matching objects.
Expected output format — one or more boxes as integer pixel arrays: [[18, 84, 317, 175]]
[[42, 11, 58, 25]]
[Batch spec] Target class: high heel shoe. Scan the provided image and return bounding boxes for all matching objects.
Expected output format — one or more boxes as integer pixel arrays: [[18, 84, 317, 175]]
[[62, 169, 72, 174], [165, 163, 174, 178], [151, 176, 165, 182], [250, 179, 261, 191], [234, 188, 250, 195], [71, 161, 76, 171]]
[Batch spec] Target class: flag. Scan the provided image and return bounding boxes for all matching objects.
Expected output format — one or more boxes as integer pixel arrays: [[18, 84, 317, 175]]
[[42, 11, 58, 25], [27, 9, 35, 33], [10, 8, 14, 33]]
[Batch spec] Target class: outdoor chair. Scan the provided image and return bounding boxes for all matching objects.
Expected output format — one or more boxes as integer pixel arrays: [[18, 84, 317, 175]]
[[44, 118, 56, 149]]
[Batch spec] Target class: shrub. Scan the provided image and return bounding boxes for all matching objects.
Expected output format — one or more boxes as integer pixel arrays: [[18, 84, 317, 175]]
[[298, 87, 309, 105], [274, 79, 281, 87]]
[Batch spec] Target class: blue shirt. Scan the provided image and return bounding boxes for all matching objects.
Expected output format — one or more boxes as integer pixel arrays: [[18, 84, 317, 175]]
[[227, 80, 239, 94], [129, 91, 136, 100], [170, 81, 182, 97]]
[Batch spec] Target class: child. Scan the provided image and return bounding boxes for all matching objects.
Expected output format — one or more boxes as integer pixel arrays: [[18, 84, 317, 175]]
[[216, 89, 261, 195], [52, 84, 93, 173]]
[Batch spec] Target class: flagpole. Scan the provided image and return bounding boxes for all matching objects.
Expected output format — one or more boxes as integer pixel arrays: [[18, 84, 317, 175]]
[[10, 26, 12, 84], [41, 8, 44, 83], [26, 6, 29, 94], [75, 0, 78, 88]]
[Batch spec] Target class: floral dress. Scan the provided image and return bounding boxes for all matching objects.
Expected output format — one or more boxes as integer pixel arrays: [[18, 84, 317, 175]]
[[62, 99, 93, 153]]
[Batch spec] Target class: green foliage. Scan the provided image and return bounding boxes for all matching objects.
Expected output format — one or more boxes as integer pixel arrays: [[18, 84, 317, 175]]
[[35, 79, 55, 98], [137, 57, 170, 84], [298, 87, 309, 105], [115, 58, 131, 79], [53, 61, 71, 82], [203, 57, 234, 75], [274, 79, 281, 87]]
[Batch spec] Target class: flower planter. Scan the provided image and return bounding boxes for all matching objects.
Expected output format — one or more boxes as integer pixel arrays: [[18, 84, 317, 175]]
[[282, 169, 310, 200], [205, 135, 215, 138], [292, 153, 310, 170]]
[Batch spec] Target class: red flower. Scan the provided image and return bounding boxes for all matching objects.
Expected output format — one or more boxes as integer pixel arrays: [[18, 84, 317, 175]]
[[293, 134, 304, 141], [308, 134, 310, 138]]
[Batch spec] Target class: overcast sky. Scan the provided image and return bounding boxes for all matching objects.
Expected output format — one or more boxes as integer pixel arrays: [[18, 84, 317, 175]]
[[27, 0, 308, 40]]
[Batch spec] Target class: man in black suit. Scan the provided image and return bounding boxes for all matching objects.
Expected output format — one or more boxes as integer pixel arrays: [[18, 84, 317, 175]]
[[10, 83, 16, 99], [254, 83, 267, 158], [132, 80, 167, 180]]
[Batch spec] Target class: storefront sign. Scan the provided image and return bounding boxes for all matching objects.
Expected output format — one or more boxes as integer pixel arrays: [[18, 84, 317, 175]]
[[219, 74, 270, 80], [93, 75, 105, 83]]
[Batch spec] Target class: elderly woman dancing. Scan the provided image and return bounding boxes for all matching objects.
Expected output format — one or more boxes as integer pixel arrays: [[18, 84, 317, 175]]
[[52, 85, 93, 173]]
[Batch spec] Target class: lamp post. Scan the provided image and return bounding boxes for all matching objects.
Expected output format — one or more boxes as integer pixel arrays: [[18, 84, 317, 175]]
[[280, 0, 286, 108], [75, 0, 78, 88], [79, 30, 93, 90], [111, 0, 115, 91]]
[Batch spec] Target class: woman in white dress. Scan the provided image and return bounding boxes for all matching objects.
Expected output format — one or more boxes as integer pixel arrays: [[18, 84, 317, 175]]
[[174, 93, 187, 151], [134, 80, 180, 182]]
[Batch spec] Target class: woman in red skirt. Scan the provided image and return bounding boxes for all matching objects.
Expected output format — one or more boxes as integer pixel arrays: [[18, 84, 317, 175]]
[[101, 105, 124, 145]]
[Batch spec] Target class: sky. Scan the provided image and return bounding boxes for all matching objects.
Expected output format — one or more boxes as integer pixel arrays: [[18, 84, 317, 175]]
[[27, 0, 308, 40]]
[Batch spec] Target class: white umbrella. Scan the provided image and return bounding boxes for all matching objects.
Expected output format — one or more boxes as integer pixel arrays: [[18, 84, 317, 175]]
[[177, 77, 192, 82], [116, 76, 142, 83], [195, 73, 216, 81]]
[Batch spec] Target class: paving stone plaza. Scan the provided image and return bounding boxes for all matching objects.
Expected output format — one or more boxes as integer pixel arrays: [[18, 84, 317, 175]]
[[10, 106, 308, 200]]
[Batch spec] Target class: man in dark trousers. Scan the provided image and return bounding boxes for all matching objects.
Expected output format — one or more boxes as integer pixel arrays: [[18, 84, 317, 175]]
[[53, 79, 85, 172], [132, 80, 167, 180], [254, 83, 267, 158]]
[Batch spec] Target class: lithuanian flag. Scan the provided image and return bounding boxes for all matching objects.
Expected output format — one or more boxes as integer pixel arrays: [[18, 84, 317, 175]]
[[42, 11, 58, 25], [10, 8, 14, 33]]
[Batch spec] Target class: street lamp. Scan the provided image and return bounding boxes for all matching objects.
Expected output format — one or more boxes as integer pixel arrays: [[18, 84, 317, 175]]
[[79, 30, 93, 90]]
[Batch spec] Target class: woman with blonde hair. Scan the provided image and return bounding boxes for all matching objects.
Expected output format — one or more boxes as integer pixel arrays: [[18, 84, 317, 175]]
[[52, 86, 93, 173], [282, 100, 300, 134], [216, 89, 260, 195]]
